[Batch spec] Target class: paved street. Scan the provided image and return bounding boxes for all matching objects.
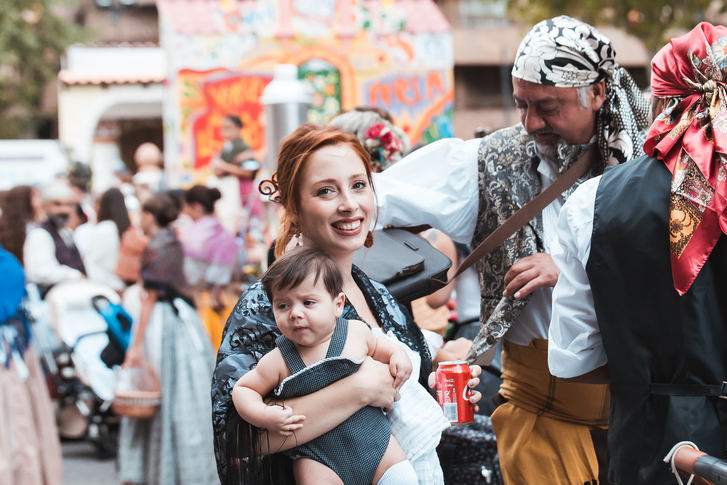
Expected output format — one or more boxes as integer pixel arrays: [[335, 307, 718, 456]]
[[62, 440, 117, 485]]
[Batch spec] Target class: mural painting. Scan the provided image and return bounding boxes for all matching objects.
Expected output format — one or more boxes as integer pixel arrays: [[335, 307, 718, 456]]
[[159, 0, 454, 185]]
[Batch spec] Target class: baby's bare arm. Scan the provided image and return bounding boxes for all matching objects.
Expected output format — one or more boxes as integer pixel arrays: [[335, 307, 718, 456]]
[[232, 351, 304, 433]]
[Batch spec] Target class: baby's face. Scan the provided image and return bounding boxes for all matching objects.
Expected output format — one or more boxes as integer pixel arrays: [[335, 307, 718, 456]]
[[271, 274, 344, 349]]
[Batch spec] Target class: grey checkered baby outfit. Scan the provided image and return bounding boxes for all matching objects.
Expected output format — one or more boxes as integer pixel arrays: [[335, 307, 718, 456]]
[[274, 317, 390, 485]]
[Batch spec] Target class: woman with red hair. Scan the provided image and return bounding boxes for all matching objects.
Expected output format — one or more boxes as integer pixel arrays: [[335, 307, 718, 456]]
[[211, 124, 482, 485]]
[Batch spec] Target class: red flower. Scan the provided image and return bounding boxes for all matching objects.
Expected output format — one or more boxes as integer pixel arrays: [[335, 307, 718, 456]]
[[380, 131, 394, 146], [365, 123, 385, 140]]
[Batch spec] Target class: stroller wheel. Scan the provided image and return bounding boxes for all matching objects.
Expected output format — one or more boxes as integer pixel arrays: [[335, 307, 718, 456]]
[[57, 403, 89, 439]]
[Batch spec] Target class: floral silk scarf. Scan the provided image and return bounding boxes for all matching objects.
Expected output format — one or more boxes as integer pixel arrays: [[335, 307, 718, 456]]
[[644, 22, 727, 295]]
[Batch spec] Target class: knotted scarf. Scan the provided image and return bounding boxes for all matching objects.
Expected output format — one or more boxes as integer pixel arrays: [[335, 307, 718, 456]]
[[644, 22, 727, 295], [512, 15, 650, 166]]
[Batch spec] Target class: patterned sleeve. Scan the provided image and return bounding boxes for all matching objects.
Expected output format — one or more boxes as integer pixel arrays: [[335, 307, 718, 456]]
[[210, 281, 292, 484]]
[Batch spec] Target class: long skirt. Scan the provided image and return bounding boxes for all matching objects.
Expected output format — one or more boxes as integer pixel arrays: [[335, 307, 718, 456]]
[[118, 299, 219, 485], [0, 346, 62, 485]]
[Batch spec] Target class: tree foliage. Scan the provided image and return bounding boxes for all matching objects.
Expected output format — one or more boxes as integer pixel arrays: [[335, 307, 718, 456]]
[[505, 0, 724, 55], [0, 0, 84, 138]]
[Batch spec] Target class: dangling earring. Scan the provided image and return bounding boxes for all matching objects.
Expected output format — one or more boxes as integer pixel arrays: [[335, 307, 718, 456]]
[[291, 222, 303, 248], [364, 230, 374, 248]]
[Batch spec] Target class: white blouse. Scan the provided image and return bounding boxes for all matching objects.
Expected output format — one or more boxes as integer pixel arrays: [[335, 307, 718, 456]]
[[547, 176, 607, 378]]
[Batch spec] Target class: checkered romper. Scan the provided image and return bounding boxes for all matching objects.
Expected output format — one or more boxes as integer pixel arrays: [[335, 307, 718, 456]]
[[274, 317, 390, 485]]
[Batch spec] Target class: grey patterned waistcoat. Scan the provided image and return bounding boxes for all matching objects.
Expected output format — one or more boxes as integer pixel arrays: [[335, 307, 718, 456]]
[[465, 124, 597, 364]]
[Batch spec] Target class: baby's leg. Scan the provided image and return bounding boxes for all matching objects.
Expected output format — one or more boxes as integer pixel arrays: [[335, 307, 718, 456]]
[[372, 435, 417, 485], [293, 457, 343, 485]]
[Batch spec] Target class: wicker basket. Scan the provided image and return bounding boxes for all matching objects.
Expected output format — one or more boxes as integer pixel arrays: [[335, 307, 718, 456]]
[[113, 363, 161, 419]]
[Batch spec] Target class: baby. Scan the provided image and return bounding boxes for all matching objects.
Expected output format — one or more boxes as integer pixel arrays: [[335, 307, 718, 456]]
[[232, 246, 419, 485]]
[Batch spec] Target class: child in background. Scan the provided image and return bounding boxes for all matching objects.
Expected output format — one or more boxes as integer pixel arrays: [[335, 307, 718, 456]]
[[232, 246, 420, 485]]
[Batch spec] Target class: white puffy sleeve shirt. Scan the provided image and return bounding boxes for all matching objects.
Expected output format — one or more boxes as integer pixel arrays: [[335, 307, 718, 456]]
[[23, 226, 84, 286], [548, 176, 608, 378], [373, 138, 481, 244]]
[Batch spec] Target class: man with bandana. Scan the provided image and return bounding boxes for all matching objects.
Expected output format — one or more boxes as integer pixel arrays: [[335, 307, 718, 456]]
[[548, 22, 727, 484], [374, 16, 649, 483], [24, 179, 86, 291]]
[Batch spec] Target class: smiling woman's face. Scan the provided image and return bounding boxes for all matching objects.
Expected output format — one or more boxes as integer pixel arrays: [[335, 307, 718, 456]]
[[295, 143, 374, 260]]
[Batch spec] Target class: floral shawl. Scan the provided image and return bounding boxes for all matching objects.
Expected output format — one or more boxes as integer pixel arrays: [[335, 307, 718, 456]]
[[211, 265, 431, 484]]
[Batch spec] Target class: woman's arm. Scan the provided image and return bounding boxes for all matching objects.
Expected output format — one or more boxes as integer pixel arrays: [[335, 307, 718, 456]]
[[123, 288, 157, 366], [423, 230, 459, 309], [259, 357, 397, 454]]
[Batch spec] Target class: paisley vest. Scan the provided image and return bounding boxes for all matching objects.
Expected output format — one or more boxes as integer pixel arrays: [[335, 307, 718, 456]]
[[467, 124, 594, 362]]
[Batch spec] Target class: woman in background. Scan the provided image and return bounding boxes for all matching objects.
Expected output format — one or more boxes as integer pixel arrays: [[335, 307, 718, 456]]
[[119, 194, 218, 485], [180, 185, 237, 349], [0, 244, 62, 485], [0, 185, 43, 264], [76, 188, 130, 291]]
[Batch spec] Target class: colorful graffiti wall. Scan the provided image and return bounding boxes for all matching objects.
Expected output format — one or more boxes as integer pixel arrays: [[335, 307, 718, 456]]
[[159, 0, 454, 186]]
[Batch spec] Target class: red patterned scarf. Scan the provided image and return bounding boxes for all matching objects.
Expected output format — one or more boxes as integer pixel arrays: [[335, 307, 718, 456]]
[[644, 22, 727, 295]]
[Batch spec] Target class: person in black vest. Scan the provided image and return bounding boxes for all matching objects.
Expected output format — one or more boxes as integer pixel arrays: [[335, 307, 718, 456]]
[[548, 22, 727, 484], [23, 179, 86, 291]]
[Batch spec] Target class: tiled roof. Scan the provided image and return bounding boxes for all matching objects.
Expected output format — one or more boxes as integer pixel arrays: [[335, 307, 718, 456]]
[[157, 0, 449, 36], [58, 71, 165, 85]]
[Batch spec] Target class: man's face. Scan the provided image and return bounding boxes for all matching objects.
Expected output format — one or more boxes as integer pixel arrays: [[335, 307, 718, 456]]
[[512, 78, 605, 152], [44, 197, 75, 229]]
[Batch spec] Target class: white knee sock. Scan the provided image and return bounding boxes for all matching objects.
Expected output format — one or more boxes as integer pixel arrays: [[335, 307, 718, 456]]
[[376, 460, 418, 485]]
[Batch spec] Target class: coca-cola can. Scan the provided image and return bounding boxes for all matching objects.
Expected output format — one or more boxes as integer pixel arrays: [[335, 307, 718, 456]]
[[436, 360, 474, 424]]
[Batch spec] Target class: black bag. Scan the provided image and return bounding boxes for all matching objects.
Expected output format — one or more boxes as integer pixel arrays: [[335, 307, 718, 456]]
[[437, 414, 502, 484], [353, 228, 451, 303]]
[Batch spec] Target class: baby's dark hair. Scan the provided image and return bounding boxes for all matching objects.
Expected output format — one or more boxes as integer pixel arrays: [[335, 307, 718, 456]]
[[262, 246, 343, 302]]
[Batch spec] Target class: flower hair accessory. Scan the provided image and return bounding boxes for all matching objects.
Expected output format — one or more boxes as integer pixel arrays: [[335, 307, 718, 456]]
[[363, 122, 407, 170]]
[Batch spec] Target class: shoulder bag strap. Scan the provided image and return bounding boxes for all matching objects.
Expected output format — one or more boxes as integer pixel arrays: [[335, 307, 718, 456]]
[[450, 144, 597, 281]]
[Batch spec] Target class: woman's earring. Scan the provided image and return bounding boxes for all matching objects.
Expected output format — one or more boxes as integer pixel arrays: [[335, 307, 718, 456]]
[[364, 230, 374, 248], [291, 222, 303, 247]]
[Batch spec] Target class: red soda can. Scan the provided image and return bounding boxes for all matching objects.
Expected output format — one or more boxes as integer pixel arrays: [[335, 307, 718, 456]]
[[436, 360, 474, 424]]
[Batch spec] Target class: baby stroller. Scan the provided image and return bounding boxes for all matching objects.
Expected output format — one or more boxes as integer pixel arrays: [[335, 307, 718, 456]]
[[29, 280, 128, 458]]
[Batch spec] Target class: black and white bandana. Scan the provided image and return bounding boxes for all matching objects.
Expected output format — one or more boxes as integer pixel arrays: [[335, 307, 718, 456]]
[[512, 16, 650, 166]]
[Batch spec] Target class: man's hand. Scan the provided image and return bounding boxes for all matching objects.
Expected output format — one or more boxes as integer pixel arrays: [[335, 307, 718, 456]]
[[503, 252, 560, 299], [388, 349, 413, 390], [264, 404, 305, 437]]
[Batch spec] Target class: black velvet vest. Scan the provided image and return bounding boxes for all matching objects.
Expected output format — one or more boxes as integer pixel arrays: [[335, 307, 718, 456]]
[[586, 156, 727, 484], [40, 220, 86, 275]]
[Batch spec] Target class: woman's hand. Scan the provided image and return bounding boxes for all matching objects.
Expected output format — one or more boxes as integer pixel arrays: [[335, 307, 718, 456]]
[[433, 337, 472, 365], [123, 343, 143, 368], [428, 364, 482, 410], [355, 357, 399, 411]]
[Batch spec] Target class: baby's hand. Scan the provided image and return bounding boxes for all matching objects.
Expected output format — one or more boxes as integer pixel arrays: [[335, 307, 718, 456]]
[[264, 404, 305, 436], [389, 349, 413, 390]]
